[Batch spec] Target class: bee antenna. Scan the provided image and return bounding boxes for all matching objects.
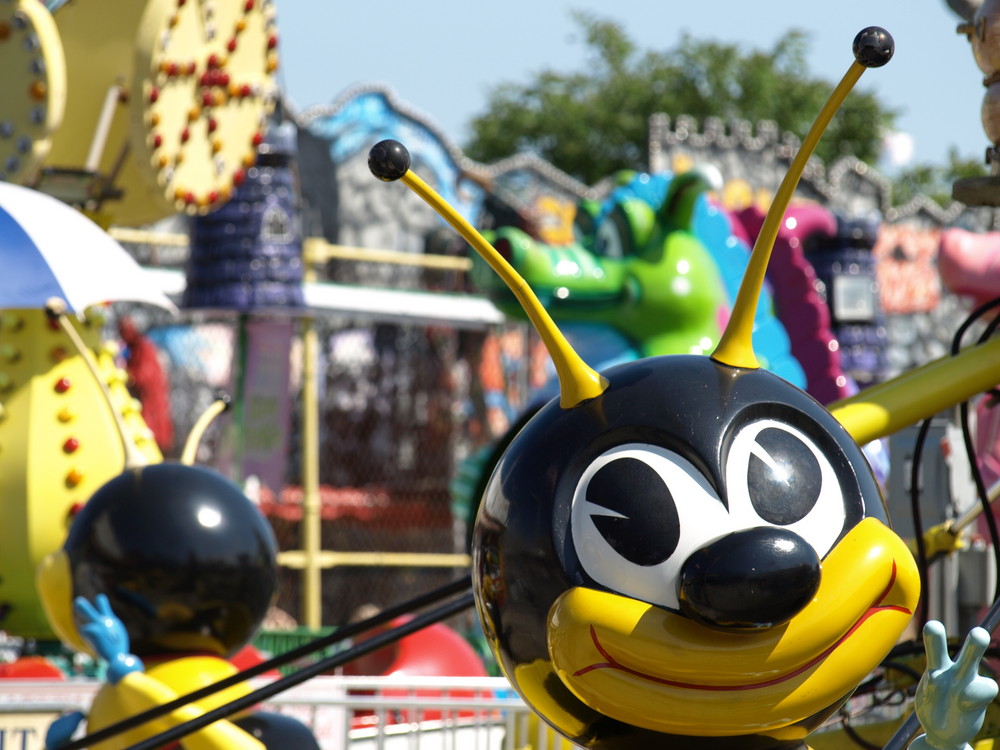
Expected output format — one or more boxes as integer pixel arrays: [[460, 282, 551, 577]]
[[368, 140, 607, 408], [711, 27, 893, 370]]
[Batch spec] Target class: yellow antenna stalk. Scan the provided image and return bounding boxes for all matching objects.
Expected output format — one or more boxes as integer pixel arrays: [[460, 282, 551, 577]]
[[180, 393, 230, 466], [712, 27, 894, 370], [368, 140, 608, 409]]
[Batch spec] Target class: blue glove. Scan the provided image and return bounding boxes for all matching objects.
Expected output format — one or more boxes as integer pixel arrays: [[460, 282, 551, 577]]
[[911, 620, 998, 750], [45, 710, 84, 749], [74, 594, 143, 684]]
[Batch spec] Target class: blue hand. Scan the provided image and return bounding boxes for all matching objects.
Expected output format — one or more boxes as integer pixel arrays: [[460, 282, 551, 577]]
[[911, 620, 998, 750], [73, 594, 143, 684], [45, 710, 84, 749]]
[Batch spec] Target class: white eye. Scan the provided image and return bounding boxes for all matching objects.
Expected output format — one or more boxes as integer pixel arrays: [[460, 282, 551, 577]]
[[570, 443, 732, 611], [724, 419, 847, 559], [594, 218, 624, 259]]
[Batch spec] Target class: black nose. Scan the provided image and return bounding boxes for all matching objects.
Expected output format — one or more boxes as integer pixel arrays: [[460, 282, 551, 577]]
[[678, 527, 821, 630]]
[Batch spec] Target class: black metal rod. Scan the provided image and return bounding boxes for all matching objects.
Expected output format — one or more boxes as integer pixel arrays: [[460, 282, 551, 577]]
[[56, 575, 472, 750], [126, 591, 476, 750]]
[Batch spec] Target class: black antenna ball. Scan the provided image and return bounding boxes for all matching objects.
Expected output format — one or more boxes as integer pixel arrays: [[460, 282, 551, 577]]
[[853, 26, 894, 68], [368, 139, 411, 181]]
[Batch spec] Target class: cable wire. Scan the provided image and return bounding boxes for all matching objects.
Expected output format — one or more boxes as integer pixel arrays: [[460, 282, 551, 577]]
[[126, 591, 475, 750], [55, 575, 472, 750]]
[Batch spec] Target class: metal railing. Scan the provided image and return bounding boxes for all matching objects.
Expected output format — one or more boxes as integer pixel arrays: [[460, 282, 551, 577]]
[[0, 675, 579, 750]]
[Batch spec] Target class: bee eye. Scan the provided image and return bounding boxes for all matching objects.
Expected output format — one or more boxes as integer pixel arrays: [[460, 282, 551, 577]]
[[747, 427, 822, 525], [725, 419, 849, 560], [584, 458, 679, 566], [570, 444, 730, 611]]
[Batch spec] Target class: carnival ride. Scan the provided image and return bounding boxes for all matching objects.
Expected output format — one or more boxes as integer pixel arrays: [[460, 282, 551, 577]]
[[37, 22, 1000, 750], [0, 0, 281, 641], [0, 183, 171, 640], [0, 0, 323, 747], [37, 463, 321, 750], [361, 25, 1000, 748], [37, 0, 280, 223], [4, 3, 1000, 750]]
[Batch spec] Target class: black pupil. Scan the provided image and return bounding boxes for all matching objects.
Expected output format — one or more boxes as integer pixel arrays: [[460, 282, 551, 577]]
[[748, 428, 821, 525], [586, 457, 679, 566]]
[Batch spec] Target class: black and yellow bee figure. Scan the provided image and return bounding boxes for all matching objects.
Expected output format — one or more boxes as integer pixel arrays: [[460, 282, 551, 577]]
[[371, 27, 999, 750], [37, 463, 320, 750]]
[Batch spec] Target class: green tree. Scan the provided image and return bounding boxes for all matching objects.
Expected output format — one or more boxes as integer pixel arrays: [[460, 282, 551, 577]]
[[891, 149, 988, 207], [464, 12, 897, 185]]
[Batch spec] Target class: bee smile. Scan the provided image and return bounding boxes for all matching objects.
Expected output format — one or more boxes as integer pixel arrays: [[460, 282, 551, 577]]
[[573, 561, 911, 691]]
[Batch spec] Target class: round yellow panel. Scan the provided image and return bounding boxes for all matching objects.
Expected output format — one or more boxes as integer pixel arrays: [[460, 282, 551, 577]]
[[131, 0, 280, 215], [45, 0, 278, 227], [0, 0, 66, 184]]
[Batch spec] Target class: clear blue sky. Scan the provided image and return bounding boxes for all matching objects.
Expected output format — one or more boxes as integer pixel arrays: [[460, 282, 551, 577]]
[[275, 0, 985, 173]]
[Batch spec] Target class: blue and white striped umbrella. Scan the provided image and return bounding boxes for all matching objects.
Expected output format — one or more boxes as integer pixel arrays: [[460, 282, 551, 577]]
[[0, 181, 177, 314]]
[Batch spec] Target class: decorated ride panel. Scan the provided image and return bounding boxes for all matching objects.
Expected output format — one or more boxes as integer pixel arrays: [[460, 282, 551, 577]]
[[0, 0, 66, 184], [0, 308, 161, 638], [42, 0, 278, 225]]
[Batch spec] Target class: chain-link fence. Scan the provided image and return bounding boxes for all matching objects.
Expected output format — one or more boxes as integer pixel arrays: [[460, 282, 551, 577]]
[[105, 246, 540, 642]]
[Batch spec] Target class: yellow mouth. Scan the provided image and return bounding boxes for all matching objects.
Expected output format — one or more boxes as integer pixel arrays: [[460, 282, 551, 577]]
[[547, 518, 919, 736], [576, 560, 908, 690]]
